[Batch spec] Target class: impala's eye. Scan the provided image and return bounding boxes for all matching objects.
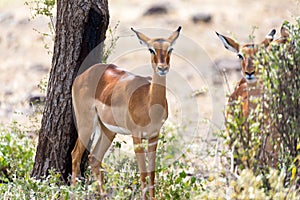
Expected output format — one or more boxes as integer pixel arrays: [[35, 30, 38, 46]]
[[149, 48, 156, 55], [237, 53, 244, 60], [167, 47, 173, 54]]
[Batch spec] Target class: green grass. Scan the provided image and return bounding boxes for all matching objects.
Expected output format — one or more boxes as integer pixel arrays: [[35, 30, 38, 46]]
[[0, 121, 204, 199]]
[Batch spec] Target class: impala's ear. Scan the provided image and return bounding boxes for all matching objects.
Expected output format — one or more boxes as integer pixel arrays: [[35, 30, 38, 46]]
[[131, 27, 151, 47], [280, 26, 289, 38], [261, 29, 276, 47], [216, 32, 239, 53], [168, 26, 182, 46]]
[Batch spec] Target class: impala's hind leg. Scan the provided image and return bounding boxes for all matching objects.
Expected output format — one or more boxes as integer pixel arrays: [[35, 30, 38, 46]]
[[71, 107, 97, 186], [71, 139, 86, 186], [89, 121, 116, 195]]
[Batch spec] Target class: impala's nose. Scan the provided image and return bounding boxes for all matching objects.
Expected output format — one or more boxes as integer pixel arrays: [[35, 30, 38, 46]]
[[157, 66, 169, 76], [245, 71, 256, 83]]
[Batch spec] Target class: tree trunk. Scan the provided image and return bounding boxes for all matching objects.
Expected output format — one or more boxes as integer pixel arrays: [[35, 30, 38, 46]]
[[31, 0, 109, 183]]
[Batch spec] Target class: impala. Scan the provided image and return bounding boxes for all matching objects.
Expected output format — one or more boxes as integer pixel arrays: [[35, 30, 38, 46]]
[[71, 26, 181, 199], [273, 25, 289, 45], [216, 28, 285, 167]]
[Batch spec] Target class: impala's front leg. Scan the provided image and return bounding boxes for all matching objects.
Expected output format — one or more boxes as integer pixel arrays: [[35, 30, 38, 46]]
[[148, 135, 158, 200], [133, 136, 147, 199]]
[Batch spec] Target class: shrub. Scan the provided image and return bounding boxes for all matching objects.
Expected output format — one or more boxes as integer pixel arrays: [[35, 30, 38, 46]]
[[197, 168, 300, 200], [224, 18, 300, 190], [256, 19, 300, 184], [0, 121, 36, 183]]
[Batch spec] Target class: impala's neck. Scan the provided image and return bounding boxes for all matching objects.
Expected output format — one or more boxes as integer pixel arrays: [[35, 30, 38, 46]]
[[147, 72, 167, 124], [245, 80, 262, 113], [247, 79, 261, 91], [149, 72, 167, 106]]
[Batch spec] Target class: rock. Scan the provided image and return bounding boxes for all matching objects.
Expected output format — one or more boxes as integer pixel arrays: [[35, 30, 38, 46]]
[[4, 90, 13, 96], [191, 13, 212, 24], [0, 12, 14, 24], [18, 18, 30, 25], [214, 58, 241, 73], [143, 4, 168, 16], [29, 96, 46, 107], [29, 63, 49, 72]]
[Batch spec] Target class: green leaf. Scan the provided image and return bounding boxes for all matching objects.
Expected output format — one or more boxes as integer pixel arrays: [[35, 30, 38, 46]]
[[179, 171, 186, 178]]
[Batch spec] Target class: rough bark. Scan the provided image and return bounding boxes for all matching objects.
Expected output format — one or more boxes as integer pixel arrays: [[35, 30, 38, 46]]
[[31, 0, 109, 183]]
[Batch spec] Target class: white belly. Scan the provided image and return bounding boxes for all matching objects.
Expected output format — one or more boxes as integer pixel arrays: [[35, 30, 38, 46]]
[[102, 122, 131, 135]]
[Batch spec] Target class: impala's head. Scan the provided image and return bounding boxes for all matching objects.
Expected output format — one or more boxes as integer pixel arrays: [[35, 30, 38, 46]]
[[273, 25, 289, 44], [216, 29, 276, 83], [131, 26, 181, 76]]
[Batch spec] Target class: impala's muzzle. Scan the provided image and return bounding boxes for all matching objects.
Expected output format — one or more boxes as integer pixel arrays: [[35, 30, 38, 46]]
[[245, 71, 256, 83], [157, 66, 169, 76]]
